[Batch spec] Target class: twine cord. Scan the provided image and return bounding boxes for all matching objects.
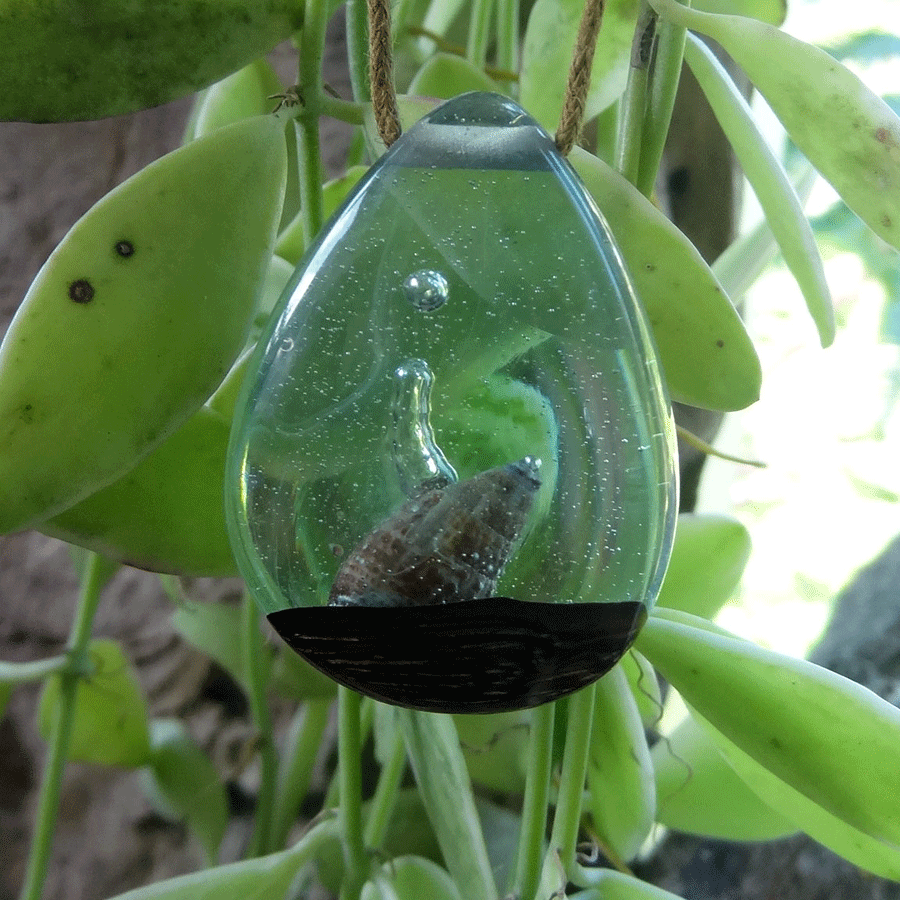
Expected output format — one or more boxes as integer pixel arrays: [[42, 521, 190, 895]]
[[367, 0, 402, 147], [555, 0, 606, 156], [366, 0, 606, 156]]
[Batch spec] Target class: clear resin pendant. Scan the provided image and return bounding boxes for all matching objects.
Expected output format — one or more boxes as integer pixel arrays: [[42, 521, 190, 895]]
[[226, 92, 678, 713]]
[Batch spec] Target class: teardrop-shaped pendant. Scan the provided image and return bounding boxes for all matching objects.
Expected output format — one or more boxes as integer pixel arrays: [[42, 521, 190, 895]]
[[226, 92, 678, 713]]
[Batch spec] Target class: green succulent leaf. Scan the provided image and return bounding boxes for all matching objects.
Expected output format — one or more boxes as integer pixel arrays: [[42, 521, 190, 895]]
[[693, 0, 785, 23], [570, 147, 761, 410], [455, 710, 530, 794], [42, 408, 235, 577], [38, 639, 150, 767], [0, 1, 302, 121], [363, 857, 462, 900], [653, 713, 799, 840], [171, 601, 249, 687], [409, 53, 498, 99], [620, 649, 663, 728], [586, 666, 656, 860], [102, 819, 340, 900], [694, 708, 900, 878], [683, 34, 834, 345], [650, 0, 900, 252], [636, 611, 900, 850], [139, 719, 228, 861], [186, 59, 284, 142], [656, 513, 752, 619], [571, 868, 703, 899], [0, 116, 287, 534], [521, 0, 640, 132]]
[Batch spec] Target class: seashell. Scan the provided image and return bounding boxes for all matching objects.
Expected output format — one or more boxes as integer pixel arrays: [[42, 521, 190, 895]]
[[329, 457, 541, 608]]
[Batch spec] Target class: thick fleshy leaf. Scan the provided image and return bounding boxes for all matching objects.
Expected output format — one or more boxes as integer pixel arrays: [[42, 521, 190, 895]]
[[521, 0, 640, 132], [656, 513, 751, 619], [363, 857, 462, 900], [572, 868, 704, 899], [650, 0, 900, 251], [455, 710, 530, 794], [42, 408, 235, 576], [103, 820, 340, 900], [620, 649, 663, 728], [693, 0, 785, 23], [570, 147, 761, 410], [171, 602, 248, 687], [38, 639, 150, 767], [186, 59, 284, 141], [139, 719, 228, 861], [693, 708, 900, 879], [586, 667, 655, 860], [0, 116, 287, 533], [684, 35, 834, 345], [409, 53, 498, 99], [1, 2, 302, 121], [636, 611, 900, 848], [653, 713, 798, 840]]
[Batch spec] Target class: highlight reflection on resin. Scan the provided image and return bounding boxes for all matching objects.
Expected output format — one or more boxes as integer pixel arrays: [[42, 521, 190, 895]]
[[226, 92, 678, 712]]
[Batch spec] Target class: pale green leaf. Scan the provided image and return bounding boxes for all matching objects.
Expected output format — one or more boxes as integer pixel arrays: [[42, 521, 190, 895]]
[[38, 639, 150, 767]]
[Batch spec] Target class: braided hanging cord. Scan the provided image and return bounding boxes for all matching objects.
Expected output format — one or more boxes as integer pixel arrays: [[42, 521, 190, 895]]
[[367, 0, 402, 147], [555, 0, 606, 155], [366, 0, 605, 156]]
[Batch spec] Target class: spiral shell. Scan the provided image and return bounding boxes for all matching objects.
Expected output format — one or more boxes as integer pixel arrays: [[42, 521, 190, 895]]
[[329, 457, 542, 607]]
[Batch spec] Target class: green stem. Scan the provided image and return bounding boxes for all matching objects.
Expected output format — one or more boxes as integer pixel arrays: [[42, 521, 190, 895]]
[[398, 710, 498, 900], [243, 596, 278, 858], [345, 0, 371, 103], [615, 3, 656, 185], [551, 685, 596, 871], [467, 0, 495, 67], [321, 95, 367, 126], [495, 0, 520, 81], [363, 726, 407, 848], [338, 688, 368, 900], [510, 702, 555, 900], [297, 0, 329, 246], [272, 699, 332, 849], [636, 8, 687, 196], [0, 656, 70, 684], [19, 553, 107, 900], [536, 686, 597, 897]]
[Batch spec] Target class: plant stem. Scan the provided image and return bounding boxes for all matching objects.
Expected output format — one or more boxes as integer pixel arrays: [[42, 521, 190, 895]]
[[636, 9, 687, 196], [495, 0, 520, 82], [19, 553, 106, 900], [243, 596, 278, 857], [535, 685, 597, 897], [551, 685, 596, 871], [297, 0, 329, 246], [0, 656, 70, 684], [338, 688, 368, 900], [615, 3, 656, 185], [467, 0, 495, 67], [345, 0, 371, 103], [398, 710, 498, 900], [272, 698, 332, 849], [363, 725, 406, 848], [511, 701, 555, 900]]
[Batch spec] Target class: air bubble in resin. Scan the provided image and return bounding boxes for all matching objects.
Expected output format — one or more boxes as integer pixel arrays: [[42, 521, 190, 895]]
[[225, 92, 678, 712], [403, 269, 449, 312]]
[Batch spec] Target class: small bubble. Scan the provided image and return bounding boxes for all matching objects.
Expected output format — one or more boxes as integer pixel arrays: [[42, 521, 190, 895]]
[[279, 337, 295, 352], [403, 269, 449, 312]]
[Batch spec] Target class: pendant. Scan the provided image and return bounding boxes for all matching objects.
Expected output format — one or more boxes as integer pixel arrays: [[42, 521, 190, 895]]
[[226, 92, 678, 713]]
